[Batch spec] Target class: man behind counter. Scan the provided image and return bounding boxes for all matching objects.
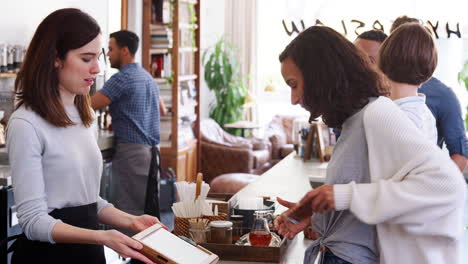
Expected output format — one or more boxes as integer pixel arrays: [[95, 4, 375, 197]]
[[91, 30, 162, 230]]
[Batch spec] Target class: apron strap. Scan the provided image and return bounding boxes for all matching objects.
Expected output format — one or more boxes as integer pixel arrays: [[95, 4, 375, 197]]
[[1, 234, 25, 253], [144, 146, 161, 218]]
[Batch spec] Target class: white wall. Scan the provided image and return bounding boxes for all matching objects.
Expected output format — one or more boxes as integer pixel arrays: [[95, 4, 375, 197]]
[[127, 0, 143, 64], [200, 0, 226, 119], [0, 0, 112, 46], [0, 0, 124, 80]]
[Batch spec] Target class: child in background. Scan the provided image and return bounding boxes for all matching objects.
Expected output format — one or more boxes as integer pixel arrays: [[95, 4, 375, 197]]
[[379, 23, 438, 143]]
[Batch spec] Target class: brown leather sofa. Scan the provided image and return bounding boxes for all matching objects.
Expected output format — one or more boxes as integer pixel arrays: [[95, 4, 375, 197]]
[[265, 115, 298, 162], [200, 118, 272, 183]]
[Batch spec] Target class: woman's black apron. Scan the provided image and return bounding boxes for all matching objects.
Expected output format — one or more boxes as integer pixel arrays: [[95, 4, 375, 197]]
[[8, 202, 105, 264]]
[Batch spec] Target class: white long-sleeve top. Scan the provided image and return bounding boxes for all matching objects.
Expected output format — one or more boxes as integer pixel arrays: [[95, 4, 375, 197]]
[[6, 105, 112, 243], [333, 96, 466, 264], [394, 94, 437, 144]]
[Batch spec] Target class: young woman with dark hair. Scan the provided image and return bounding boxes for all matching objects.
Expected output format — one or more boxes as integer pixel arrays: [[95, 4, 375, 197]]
[[275, 25, 465, 264], [7, 8, 159, 264]]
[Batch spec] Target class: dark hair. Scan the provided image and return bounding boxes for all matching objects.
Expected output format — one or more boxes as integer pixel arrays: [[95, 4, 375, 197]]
[[15, 8, 99, 127], [357, 30, 388, 43], [279, 26, 387, 128], [379, 23, 437, 85], [110, 30, 139, 56], [390, 15, 420, 32]]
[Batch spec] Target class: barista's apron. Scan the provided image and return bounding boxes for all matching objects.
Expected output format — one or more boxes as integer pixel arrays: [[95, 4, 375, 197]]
[[7, 202, 105, 264], [144, 146, 161, 218], [112, 143, 161, 220]]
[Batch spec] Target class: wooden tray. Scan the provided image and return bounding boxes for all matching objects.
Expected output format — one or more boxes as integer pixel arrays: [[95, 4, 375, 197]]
[[199, 233, 289, 262]]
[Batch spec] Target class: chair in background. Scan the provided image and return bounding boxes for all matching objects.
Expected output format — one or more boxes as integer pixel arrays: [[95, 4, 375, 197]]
[[200, 118, 272, 183], [265, 115, 299, 163]]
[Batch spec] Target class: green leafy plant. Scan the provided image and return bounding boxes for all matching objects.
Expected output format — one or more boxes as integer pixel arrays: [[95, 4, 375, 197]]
[[188, 3, 197, 48], [458, 61, 468, 130], [203, 39, 246, 134]]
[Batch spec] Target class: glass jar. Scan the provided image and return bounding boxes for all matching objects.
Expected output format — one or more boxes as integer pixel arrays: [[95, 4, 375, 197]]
[[249, 211, 272, 246], [230, 215, 244, 243], [189, 227, 210, 244], [209, 220, 232, 244]]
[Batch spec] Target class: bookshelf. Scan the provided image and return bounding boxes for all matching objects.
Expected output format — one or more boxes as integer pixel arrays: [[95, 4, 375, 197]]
[[142, 0, 200, 182]]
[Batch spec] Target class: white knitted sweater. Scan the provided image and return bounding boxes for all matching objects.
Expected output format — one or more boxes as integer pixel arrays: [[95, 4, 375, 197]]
[[334, 96, 466, 264]]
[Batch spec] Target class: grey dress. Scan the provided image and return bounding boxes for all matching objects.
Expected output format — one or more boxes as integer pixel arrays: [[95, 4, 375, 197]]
[[304, 99, 379, 264]]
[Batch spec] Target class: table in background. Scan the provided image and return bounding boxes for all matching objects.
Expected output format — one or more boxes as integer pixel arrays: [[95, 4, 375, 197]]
[[224, 121, 261, 137]]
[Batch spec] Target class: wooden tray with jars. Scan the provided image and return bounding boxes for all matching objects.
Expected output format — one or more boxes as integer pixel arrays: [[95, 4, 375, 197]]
[[199, 230, 289, 263]]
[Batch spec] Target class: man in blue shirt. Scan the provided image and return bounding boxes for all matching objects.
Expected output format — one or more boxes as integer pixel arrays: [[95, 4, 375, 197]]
[[389, 16, 467, 171], [91, 30, 161, 224]]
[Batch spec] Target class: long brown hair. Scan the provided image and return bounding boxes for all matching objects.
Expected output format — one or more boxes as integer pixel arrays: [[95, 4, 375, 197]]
[[15, 8, 100, 127], [279, 26, 387, 128]]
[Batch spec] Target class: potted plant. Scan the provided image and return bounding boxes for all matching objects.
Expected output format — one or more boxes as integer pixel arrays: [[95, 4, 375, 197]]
[[203, 39, 246, 134], [457, 61, 468, 129]]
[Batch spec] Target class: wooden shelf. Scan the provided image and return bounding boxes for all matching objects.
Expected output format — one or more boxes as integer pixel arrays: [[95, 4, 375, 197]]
[[0, 73, 16, 78], [179, 23, 198, 30], [154, 78, 168, 84], [180, 0, 198, 4], [178, 74, 197, 82], [179, 47, 198, 53], [144, 0, 200, 182], [150, 22, 170, 27]]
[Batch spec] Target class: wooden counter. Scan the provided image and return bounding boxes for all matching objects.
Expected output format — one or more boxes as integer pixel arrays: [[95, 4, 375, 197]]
[[220, 153, 328, 263]]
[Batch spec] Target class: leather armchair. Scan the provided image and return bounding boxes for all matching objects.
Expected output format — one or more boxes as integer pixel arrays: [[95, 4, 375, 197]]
[[200, 118, 272, 183], [265, 115, 299, 162]]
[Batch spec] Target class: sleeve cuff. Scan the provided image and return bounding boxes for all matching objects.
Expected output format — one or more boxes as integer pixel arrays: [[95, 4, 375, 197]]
[[47, 219, 62, 244], [97, 197, 114, 214], [334, 183, 354, 211], [98, 89, 115, 102]]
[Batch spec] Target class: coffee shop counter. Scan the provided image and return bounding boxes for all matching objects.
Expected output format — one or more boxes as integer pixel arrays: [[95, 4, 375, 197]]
[[221, 153, 328, 263]]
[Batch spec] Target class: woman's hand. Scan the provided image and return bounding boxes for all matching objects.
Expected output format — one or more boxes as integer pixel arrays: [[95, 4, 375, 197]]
[[274, 197, 312, 240], [287, 185, 335, 221], [300, 185, 335, 214], [98, 230, 155, 264], [128, 214, 166, 233]]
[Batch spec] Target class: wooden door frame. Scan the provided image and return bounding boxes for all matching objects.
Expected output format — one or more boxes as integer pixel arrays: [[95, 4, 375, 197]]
[[121, 0, 128, 29]]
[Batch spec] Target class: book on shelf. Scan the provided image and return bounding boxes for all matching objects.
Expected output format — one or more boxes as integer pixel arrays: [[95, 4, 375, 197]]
[[178, 52, 195, 76], [180, 80, 197, 98], [151, 43, 172, 49], [151, 54, 171, 78], [158, 81, 171, 90], [151, 0, 171, 24]]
